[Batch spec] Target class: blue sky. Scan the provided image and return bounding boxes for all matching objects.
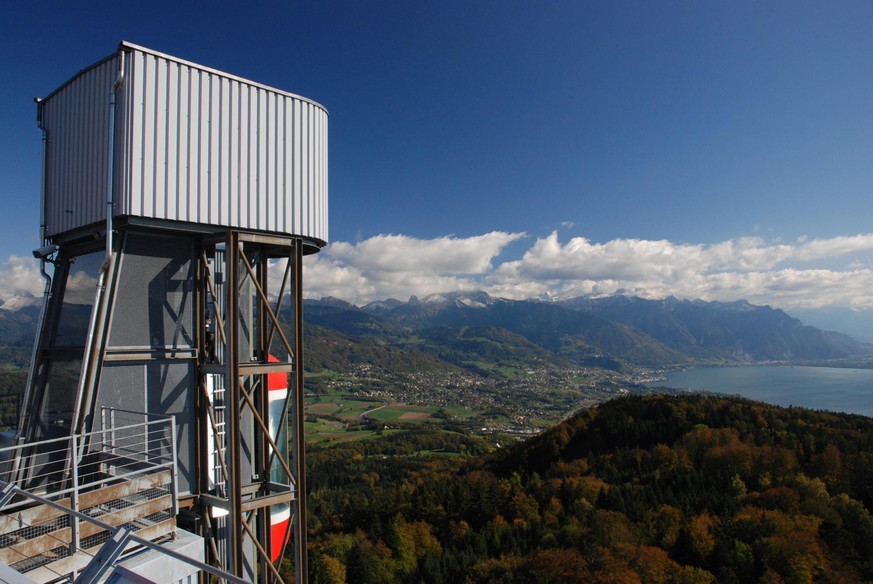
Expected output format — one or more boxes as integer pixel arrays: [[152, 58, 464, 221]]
[[2, 1, 873, 321]]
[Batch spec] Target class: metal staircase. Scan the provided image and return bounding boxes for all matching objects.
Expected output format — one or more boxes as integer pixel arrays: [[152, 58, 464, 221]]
[[0, 412, 178, 583]]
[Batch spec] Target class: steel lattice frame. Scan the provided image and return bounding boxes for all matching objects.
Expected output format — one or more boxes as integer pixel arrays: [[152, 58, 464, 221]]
[[196, 231, 308, 583]]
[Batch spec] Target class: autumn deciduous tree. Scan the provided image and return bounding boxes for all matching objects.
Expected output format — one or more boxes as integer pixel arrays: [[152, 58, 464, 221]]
[[344, 531, 397, 584], [305, 395, 873, 583]]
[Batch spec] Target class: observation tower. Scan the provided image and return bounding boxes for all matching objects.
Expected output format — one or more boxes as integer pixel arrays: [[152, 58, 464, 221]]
[[0, 42, 327, 583]]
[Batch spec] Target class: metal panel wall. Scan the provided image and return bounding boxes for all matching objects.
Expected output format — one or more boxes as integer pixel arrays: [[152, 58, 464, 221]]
[[96, 361, 196, 494], [40, 43, 328, 244], [107, 233, 195, 350], [40, 55, 119, 237]]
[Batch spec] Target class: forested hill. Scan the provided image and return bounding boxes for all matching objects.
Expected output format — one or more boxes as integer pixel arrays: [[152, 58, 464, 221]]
[[307, 394, 873, 583]]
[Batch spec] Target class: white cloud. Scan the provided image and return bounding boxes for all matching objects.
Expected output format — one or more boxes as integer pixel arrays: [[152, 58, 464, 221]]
[[3, 232, 873, 311], [302, 232, 526, 303], [303, 231, 873, 309], [0, 255, 45, 300], [794, 234, 873, 261], [326, 232, 527, 275]]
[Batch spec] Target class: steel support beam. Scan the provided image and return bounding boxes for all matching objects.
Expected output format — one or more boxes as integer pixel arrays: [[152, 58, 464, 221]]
[[226, 231, 245, 578], [292, 238, 308, 584]]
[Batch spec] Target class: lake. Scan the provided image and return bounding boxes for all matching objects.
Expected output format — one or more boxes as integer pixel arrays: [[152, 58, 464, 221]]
[[646, 365, 873, 418]]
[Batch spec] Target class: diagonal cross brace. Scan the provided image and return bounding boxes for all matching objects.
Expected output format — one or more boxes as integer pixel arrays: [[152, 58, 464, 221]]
[[74, 527, 131, 584]]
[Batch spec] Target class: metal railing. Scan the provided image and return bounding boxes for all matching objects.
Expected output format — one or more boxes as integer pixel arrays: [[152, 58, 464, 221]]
[[0, 412, 179, 582]]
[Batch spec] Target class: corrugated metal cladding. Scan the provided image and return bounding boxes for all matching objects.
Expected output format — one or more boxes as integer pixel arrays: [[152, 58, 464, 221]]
[[40, 42, 328, 244], [40, 55, 117, 238]]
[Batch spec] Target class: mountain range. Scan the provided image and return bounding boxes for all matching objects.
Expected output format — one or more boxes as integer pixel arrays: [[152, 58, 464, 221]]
[[305, 292, 868, 371], [0, 290, 868, 377]]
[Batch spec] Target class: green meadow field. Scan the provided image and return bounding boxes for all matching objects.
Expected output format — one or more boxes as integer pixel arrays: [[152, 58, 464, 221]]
[[303, 389, 479, 444]]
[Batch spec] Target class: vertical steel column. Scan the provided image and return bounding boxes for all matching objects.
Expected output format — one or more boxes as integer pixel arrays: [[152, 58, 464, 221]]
[[256, 247, 271, 581], [71, 236, 122, 440], [226, 231, 244, 577], [194, 246, 208, 569], [292, 238, 308, 583]]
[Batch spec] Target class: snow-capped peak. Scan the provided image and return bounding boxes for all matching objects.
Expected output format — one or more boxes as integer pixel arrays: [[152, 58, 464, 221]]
[[0, 290, 40, 311]]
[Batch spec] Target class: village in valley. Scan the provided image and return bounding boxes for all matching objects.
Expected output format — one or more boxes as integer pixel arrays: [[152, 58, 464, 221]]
[[303, 362, 672, 443]]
